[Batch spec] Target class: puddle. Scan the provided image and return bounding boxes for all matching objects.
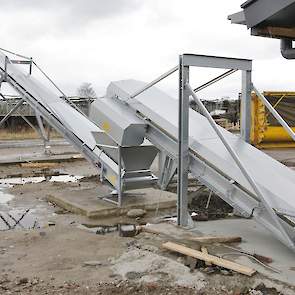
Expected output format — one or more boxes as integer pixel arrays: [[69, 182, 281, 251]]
[[0, 184, 14, 204], [0, 209, 39, 230], [0, 175, 84, 185]]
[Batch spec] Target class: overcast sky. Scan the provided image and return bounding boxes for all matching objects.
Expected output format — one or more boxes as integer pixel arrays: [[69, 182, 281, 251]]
[[0, 0, 294, 100]]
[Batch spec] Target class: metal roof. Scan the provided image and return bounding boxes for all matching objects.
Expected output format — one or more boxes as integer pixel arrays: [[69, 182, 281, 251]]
[[241, 0, 258, 9], [230, 0, 295, 28]]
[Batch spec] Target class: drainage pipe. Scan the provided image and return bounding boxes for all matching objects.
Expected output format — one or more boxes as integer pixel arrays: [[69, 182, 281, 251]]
[[281, 39, 295, 59]]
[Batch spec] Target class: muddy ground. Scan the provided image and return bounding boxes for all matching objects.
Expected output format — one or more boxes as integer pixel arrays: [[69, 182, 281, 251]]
[[0, 146, 295, 294]]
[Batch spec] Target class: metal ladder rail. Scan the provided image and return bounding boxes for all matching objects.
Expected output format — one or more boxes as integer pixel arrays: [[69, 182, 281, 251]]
[[0, 65, 120, 186]]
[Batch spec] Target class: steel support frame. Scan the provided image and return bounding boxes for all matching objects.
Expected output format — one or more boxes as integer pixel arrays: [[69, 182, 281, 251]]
[[177, 54, 252, 226], [0, 98, 24, 128], [0, 92, 50, 154], [139, 114, 295, 248], [186, 83, 294, 249]]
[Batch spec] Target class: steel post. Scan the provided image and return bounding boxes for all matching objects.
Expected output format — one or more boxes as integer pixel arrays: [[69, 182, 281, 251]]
[[177, 56, 190, 226], [240, 70, 252, 142], [117, 145, 122, 207]]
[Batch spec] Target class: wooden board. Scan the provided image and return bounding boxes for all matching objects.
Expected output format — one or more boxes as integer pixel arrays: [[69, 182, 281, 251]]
[[20, 162, 58, 169], [201, 246, 211, 266], [189, 236, 242, 244], [162, 241, 256, 276]]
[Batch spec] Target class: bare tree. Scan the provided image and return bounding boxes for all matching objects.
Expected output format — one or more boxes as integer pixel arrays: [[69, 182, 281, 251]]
[[77, 82, 97, 99]]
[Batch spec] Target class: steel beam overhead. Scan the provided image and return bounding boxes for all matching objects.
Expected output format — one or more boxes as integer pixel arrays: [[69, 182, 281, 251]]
[[182, 54, 252, 71]]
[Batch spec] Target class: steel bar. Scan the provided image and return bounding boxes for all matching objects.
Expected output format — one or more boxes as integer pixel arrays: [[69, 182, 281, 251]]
[[12, 209, 30, 229], [0, 98, 24, 127], [186, 82, 295, 248], [253, 85, 295, 142], [7, 213, 25, 229], [0, 214, 11, 229], [32, 61, 85, 116], [130, 65, 178, 99], [0, 47, 31, 60], [36, 112, 49, 141], [193, 69, 237, 93], [18, 113, 42, 138], [11, 60, 32, 65], [4, 56, 8, 80]]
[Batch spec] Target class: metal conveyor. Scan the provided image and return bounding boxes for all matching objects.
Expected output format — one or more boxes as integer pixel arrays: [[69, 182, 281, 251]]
[[0, 51, 158, 206]]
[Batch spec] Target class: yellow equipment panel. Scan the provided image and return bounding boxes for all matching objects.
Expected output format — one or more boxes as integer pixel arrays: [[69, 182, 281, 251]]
[[251, 92, 295, 148]]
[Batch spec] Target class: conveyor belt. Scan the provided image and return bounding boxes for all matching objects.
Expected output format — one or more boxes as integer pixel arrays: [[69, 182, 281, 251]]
[[0, 52, 156, 195], [103, 79, 295, 251]]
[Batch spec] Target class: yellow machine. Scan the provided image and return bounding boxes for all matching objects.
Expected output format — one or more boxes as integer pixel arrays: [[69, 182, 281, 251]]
[[251, 92, 295, 148]]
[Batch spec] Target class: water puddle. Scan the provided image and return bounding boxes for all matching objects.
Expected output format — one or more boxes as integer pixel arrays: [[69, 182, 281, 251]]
[[0, 209, 39, 230], [0, 184, 14, 204], [0, 174, 84, 185]]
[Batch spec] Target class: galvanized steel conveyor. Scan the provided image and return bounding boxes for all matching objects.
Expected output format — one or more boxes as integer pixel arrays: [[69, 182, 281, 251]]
[[1, 49, 295, 251], [0, 51, 158, 206]]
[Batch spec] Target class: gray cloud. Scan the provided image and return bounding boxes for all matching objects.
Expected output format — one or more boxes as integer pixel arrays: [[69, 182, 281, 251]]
[[0, 0, 142, 30], [0, 0, 143, 43], [1, 0, 141, 18]]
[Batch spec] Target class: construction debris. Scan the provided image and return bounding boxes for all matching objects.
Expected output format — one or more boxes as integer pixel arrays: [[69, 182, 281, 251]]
[[118, 224, 138, 237], [83, 261, 103, 267], [162, 241, 256, 276], [126, 209, 146, 218]]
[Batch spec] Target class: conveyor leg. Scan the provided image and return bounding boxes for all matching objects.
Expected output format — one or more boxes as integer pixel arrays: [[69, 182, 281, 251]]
[[36, 112, 50, 154], [240, 70, 252, 143], [177, 56, 190, 226], [158, 151, 177, 190]]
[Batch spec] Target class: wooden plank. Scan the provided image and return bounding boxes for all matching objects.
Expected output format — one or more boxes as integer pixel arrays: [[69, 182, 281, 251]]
[[201, 246, 212, 266], [162, 242, 256, 276], [189, 236, 242, 244], [21, 162, 57, 168]]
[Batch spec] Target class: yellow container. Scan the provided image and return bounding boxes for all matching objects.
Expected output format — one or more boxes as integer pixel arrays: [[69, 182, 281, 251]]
[[250, 92, 295, 148]]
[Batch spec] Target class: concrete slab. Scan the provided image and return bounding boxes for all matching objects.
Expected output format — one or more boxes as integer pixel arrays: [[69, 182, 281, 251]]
[[47, 184, 176, 219]]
